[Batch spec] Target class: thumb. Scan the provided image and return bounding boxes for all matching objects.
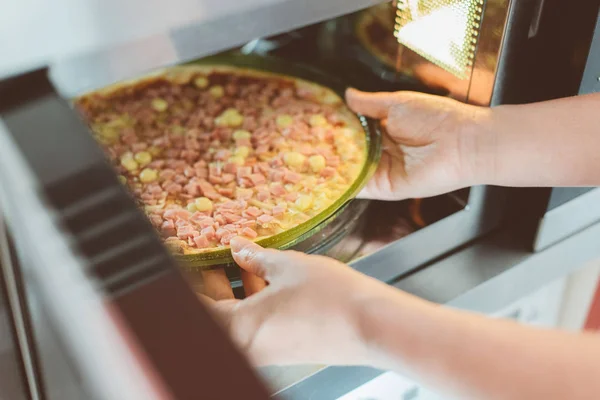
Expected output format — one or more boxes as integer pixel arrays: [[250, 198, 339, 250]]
[[230, 237, 285, 282], [346, 88, 399, 119]]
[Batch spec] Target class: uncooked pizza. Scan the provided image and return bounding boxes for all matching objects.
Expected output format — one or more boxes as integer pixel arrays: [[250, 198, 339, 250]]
[[75, 65, 367, 254]]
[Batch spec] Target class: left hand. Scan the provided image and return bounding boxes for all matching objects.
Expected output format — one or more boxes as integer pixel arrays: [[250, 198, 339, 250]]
[[200, 237, 394, 367]]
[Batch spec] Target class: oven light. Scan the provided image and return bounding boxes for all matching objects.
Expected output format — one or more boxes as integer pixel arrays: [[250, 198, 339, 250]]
[[395, 0, 483, 79]]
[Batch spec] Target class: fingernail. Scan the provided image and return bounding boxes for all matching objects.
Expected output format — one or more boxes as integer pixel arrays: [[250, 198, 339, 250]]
[[230, 236, 248, 253]]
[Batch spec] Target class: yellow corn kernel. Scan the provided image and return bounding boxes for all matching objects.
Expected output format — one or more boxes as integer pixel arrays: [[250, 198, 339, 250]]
[[228, 155, 245, 166], [151, 98, 169, 112], [195, 197, 213, 212], [134, 151, 152, 166], [187, 203, 197, 213], [308, 154, 326, 173], [309, 114, 328, 127], [98, 126, 120, 142], [276, 114, 294, 129], [233, 129, 252, 140], [120, 153, 139, 171], [295, 195, 313, 211], [209, 85, 224, 98], [234, 146, 250, 158], [139, 168, 158, 183], [340, 127, 357, 138], [148, 146, 162, 157], [117, 175, 127, 185], [283, 151, 306, 169], [215, 108, 244, 127], [170, 125, 186, 136], [194, 76, 209, 89]]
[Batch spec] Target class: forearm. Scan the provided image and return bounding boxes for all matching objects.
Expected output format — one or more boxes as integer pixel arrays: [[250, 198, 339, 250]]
[[475, 93, 600, 187], [359, 289, 600, 399]]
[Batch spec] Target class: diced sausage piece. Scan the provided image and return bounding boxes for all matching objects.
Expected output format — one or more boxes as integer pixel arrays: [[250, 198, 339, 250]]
[[236, 166, 252, 178], [141, 193, 154, 201], [198, 180, 219, 199], [243, 207, 262, 218], [325, 155, 341, 168], [149, 214, 163, 227], [270, 183, 287, 197], [159, 169, 176, 181], [257, 214, 274, 225], [240, 219, 256, 229], [283, 170, 302, 184], [201, 226, 216, 240], [257, 190, 270, 202], [161, 220, 177, 237], [148, 183, 163, 195], [184, 183, 200, 197], [174, 175, 188, 185], [164, 209, 192, 221], [215, 215, 226, 226], [181, 150, 200, 163], [220, 201, 240, 210], [164, 182, 183, 194], [320, 167, 336, 178], [271, 170, 284, 182], [209, 163, 222, 176], [255, 145, 270, 155], [272, 204, 287, 217], [235, 138, 252, 147], [184, 166, 196, 177], [241, 227, 258, 239], [208, 175, 223, 184], [221, 173, 235, 184], [270, 158, 284, 168], [196, 217, 216, 230], [165, 149, 180, 158], [223, 224, 238, 233], [215, 228, 228, 240], [218, 187, 235, 198], [195, 168, 209, 178], [214, 149, 231, 161], [284, 192, 299, 202], [223, 213, 242, 224], [223, 163, 238, 174], [175, 219, 190, 227], [193, 235, 211, 249], [177, 225, 199, 240], [236, 188, 253, 200], [220, 233, 235, 246], [148, 160, 166, 169], [249, 173, 266, 186], [193, 160, 208, 169]]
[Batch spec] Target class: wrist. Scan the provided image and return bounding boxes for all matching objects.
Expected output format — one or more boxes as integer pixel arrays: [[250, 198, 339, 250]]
[[459, 106, 500, 186], [352, 284, 432, 370]]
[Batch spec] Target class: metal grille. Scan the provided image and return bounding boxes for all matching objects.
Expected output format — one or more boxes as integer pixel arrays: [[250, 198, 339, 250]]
[[394, 0, 484, 78]]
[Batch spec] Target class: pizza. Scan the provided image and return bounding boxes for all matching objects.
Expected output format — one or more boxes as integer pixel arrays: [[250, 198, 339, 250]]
[[75, 65, 367, 255]]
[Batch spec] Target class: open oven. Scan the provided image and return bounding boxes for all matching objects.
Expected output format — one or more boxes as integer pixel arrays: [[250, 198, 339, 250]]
[[1, 0, 600, 399]]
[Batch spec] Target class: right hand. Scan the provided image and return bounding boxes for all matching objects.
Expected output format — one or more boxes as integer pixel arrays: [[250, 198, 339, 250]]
[[346, 88, 495, 200], [201, 237, 400, 367]]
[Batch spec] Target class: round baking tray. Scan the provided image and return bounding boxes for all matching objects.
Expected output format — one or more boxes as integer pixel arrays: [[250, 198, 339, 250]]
[[169, 53, 383, 270]]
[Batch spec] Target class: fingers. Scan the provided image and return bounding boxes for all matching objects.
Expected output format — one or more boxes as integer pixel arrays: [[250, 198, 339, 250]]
[[241, 270, 267, 297], [230, 237, 286, 281], [201, 269, 235, 300], [346, 88, 397, 118]]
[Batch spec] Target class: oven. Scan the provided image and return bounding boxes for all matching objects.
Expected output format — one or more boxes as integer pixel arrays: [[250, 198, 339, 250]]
[[1, 0, 600, 399]]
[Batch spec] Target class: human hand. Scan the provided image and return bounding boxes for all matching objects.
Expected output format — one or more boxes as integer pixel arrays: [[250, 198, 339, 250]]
[[201, 237, 397, 367], [346, 88, 494, 200]]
